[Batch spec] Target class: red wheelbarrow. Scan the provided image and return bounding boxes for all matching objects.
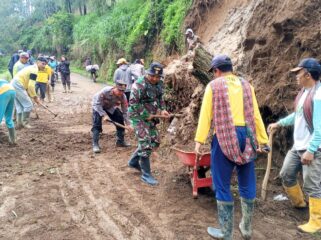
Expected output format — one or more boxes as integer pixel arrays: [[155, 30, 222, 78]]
[[172, 148, 212, 198]]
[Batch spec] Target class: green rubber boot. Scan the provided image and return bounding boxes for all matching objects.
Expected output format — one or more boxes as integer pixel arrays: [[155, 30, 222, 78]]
[[239, 198, 255, 239], [207, 201, 234, 240], [22, 111, 33, 129], [8, 127, 16, 145]]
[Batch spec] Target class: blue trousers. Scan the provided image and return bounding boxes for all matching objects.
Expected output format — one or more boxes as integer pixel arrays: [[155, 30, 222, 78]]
[[211, 126, 256, 201], [0, 90, 16, 129]]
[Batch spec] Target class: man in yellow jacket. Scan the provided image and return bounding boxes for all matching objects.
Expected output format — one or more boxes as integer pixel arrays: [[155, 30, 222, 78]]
[[11, 57, 46, 128], [35, 58, 52, 102], [195, 55, 269, 240]]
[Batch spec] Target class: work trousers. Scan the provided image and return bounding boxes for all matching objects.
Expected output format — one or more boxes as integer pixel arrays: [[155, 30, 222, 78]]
[[11, 79, 33, 114], [0, 89, 16, 129], [211, 127, 256, 202], [91, 108, 125, 134], [280, 148, 321, 198], [61, 74, 71, 87], [35, 82, 47, 100]]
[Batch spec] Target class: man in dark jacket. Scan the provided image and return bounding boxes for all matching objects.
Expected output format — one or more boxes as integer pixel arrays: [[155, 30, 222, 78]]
[[58, 56, 71, 93], [8, 50, 22, 78]]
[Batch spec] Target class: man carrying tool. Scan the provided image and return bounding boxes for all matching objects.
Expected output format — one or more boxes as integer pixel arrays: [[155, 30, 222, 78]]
[[35, 58, 53, 103], [11, 57, 44, 129], [128, 62, 170, 186], [0, 79, 16, 144], [91, 79, 132, 153], [268, 58, 321, 234], [194, 55, 269, 239]]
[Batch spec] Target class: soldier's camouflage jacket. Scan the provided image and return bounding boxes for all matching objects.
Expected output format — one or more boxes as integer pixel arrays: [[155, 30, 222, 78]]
[[128, 76, 165, 121]]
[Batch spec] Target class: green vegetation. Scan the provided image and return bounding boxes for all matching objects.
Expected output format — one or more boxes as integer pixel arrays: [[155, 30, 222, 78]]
[[0, 0, 193, 83]]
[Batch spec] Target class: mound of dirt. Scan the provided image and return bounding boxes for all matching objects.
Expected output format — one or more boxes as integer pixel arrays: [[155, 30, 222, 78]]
[[164, 0, 321, 166]]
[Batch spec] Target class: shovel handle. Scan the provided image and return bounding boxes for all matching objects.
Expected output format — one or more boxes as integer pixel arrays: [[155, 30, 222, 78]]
[[261, 130, 275, 201]]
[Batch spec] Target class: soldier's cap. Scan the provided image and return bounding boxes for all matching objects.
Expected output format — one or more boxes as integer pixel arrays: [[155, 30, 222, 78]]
[[37, 56, 48, 63], [116, 58, 128, 65], [20, 52, 29, 58], [208, 54, 232, 72], [290, 58, 321, 73], [115, 79, 127, 85], [146, 62, 163, 76]]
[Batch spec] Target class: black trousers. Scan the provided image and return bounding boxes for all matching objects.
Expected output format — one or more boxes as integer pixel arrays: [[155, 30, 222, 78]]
[[91, 108, 125, 134]]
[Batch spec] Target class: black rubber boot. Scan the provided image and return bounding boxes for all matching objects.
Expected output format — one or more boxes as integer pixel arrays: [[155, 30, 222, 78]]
[[140, 157, 158, 185], [92, 130, 101, 153], [128, 149, 141, 171], [116, 129, 130, 147]]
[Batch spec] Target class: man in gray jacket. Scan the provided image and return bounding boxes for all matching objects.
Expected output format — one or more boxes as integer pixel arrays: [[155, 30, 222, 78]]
[[113, 58, 130, 101], [91, 79, 132, 153]]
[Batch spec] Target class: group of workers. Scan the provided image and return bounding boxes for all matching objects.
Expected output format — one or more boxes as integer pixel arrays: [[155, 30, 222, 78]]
[[91, 47, 321, 239], [0, 50, 72, 145], [1, 33, 321, 239]]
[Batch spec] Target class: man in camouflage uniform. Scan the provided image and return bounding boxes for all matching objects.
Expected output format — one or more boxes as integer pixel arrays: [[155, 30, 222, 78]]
[[128, 62, 170, 185], [91, 79, 132, 153]]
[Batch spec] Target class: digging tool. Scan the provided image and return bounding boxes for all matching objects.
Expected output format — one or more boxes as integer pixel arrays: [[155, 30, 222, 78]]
[[39, 102, 58, 118], [261, 130, 275, 201], [150, 113, 183, 119], [105, 119, 130, 131]]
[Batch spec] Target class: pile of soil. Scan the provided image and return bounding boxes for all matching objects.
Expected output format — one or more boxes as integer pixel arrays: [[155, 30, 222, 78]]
[[163, 0, 321, 166]]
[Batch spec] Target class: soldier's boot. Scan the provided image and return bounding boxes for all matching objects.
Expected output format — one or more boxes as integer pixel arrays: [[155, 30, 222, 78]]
[[63, 85, 67, 93], [16, 113, 23, 129], [92, 130, 101, 153], [8, 127, 16, 145], [239, 198, 254, 240], [140, 157, 158, 185], [128, 149, 141, 171], [298, 197, 321, 233], [22, 112, 33, 129], [207, 201, 234, 240], [284, 183, 307, 208], [116, 129, 131, 147]]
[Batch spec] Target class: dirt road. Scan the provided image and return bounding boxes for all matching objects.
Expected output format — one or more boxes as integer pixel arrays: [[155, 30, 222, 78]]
[[0, 73, 319, 239]]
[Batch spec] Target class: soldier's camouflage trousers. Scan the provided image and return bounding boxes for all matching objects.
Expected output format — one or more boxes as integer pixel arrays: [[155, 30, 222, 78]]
[[131, 119, 160, 158]]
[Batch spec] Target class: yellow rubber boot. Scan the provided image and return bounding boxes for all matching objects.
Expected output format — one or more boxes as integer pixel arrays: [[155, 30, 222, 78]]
[[283, 183, 307, 208], [298, 197, 321, 233]]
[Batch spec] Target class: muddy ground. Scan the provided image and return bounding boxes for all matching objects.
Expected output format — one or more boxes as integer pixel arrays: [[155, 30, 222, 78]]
[[0, 73, 320, 240]]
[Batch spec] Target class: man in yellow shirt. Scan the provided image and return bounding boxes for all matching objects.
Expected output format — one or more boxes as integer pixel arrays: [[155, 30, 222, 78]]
[[35, 58, 52, 102], [11, 57, 46, 128], [194, 55, 269, 240]]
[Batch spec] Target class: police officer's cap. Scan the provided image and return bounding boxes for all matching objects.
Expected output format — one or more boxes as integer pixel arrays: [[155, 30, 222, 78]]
[[115, 79, 127, 85], [147, 62, 163, 76]]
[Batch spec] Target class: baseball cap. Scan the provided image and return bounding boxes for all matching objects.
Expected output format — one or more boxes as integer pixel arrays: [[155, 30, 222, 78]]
[[115, 79, 127, 85], [20, 52, 29, 58], [146, 62, 163, 76], [208, 54, 232, 72], [37, 56, 48, 63], [290, 58, 321, 73]]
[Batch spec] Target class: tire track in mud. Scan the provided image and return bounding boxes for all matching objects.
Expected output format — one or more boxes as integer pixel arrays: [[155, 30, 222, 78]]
[[85, 151, 176, 240]]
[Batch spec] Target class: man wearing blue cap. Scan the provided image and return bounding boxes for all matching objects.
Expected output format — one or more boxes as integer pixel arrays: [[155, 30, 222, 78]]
[[195, 54, 269, 239], [128, 62, 170, 186], [268, 58, 321, 234]]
